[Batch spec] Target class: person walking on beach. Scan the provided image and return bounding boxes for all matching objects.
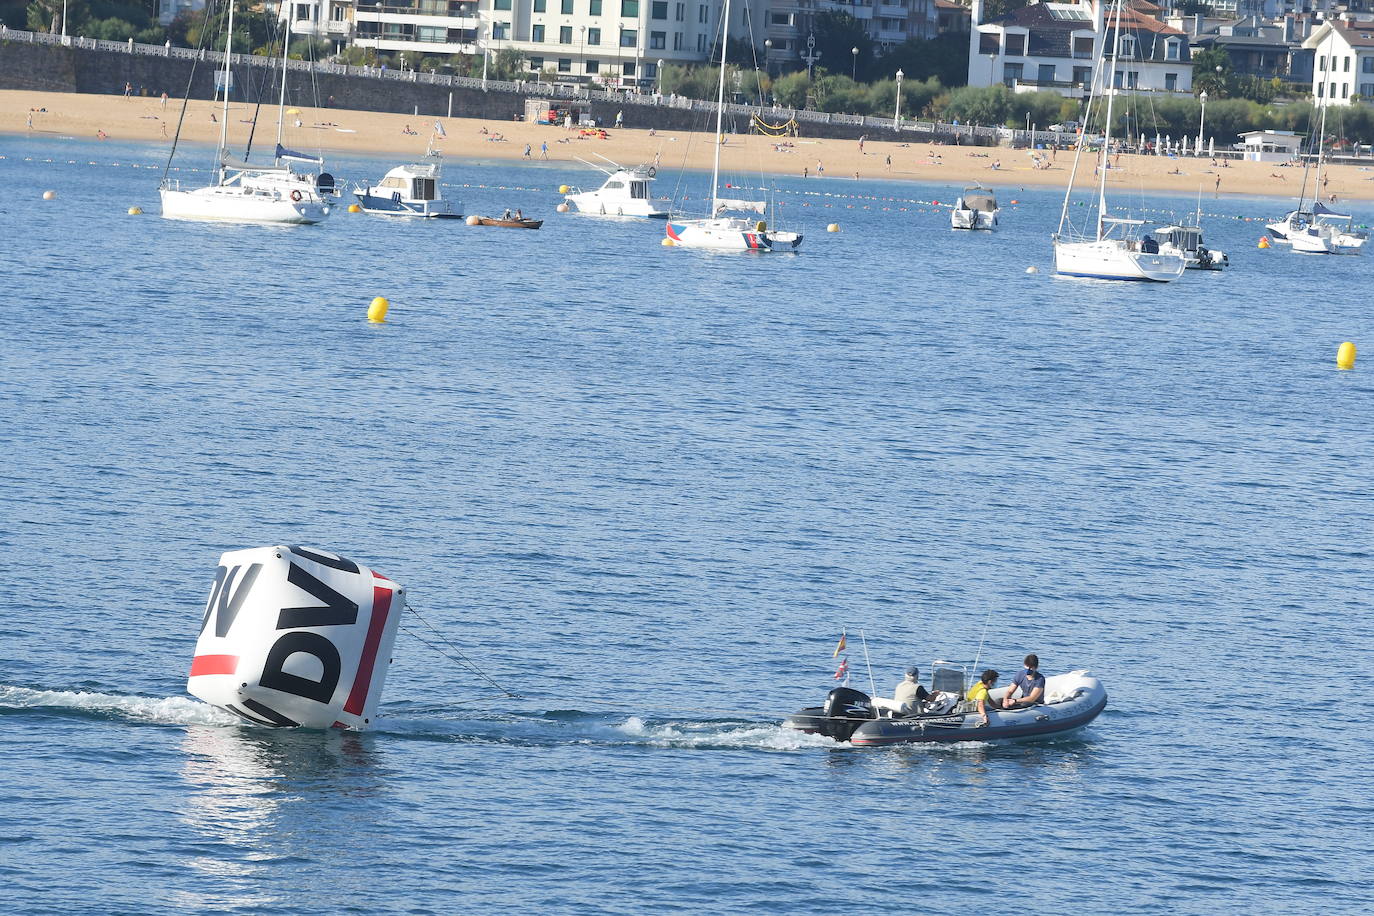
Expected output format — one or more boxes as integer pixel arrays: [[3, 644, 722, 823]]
[[885, 154, 891, 171], [858, 135, 865, 154], [524, 143, 531, 158], [541, 141, 548, 159], [1215, 174, 1221, 197], [124, 81, 132, 99], [161, 91, 168, 109], [803, 166, 808, 179], [615, 110, 623, 129]]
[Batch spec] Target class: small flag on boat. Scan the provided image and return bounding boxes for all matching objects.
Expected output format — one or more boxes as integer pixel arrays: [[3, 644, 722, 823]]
[[832, 632, 846, 657], [433, 121, 446, 139], [833, 657, 849, 680]]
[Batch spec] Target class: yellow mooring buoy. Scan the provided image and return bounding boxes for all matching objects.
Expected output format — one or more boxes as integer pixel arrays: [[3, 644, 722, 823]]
[[368, 296, 390, 323], [348, 203, 362, 213], [826, 223, 839, 233], [1258, 236, 1271, 249], [127, 206, 142, 215], [1337, 341, 1357, 370], [559, 185, 570, 194]]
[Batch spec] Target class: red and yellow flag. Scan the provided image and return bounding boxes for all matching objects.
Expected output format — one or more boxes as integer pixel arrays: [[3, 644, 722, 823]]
[[832, 632, 847, 657]]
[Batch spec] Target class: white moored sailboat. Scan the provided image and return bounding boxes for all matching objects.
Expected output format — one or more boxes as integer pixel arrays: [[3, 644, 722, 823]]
[[1053, 0, 1185, 282], [664, 0, 801, 252], [1266, 103, 1365, 255], [160, 5, 332, 225]]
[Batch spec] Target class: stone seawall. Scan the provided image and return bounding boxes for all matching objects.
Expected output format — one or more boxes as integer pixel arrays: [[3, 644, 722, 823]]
[[0, 37, 981, 145]]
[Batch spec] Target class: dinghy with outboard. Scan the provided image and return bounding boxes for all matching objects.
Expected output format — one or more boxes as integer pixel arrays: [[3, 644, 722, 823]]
[[784, 661, 1106, 746]]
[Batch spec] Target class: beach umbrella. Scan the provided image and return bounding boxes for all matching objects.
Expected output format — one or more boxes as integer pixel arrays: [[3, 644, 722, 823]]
[[1155, 133, 1162, 155], [1208, 138, 1215, 157], [1182, 136, 1189, 156]]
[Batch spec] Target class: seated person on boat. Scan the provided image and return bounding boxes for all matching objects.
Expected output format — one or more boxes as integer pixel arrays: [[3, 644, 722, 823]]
[[1002, 654, 1046, 709], [966, 669, 999, 726], [871, 666, 931, 716]]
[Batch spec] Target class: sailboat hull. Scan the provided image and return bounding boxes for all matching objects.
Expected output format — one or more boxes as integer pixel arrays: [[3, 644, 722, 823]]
[[160, 185, 329, 224], [1054, 239, 1186, 281], [666, 218, 801, 251]]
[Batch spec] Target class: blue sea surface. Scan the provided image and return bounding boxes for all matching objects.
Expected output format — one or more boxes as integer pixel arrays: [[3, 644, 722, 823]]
[[1, 134, 1372, 914]]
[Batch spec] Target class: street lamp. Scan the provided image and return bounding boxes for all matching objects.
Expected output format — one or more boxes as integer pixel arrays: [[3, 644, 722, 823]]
[[658, 58, 664, 96], [764, 38, 771, 76], [802, 31, 821, 81], [61, 0, 67, 38], [1197, 89, 1207, 156], [894, 68, 904, 128], [580, 26, 586, 88], [851, 46, 859, 82]]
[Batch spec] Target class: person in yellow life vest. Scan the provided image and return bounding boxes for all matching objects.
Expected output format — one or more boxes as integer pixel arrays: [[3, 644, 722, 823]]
[[966, 669, 999, 727]]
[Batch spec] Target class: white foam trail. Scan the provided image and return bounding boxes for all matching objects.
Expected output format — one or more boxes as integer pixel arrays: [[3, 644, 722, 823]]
[[0, 685, 239, 727], [615, 716, 837, 750]]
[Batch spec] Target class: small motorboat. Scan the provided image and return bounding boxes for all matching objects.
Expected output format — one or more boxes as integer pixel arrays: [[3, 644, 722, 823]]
[[468, 213, 543, 229], [354, 153, 461, 218], [1151, 223, 1228, 270], [950, 184, 999, 230], [564, 155, 670, 218], [784, 663, 1106, 747]]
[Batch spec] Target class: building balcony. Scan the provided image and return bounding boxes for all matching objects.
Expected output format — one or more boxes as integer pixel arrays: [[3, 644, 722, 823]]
[[355, 11, 476, 27]]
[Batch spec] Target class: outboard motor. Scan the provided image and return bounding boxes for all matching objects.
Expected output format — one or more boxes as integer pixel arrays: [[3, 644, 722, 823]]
[[823, 687, 874, 721]]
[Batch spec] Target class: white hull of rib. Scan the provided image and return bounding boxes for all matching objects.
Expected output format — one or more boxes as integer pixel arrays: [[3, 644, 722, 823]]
[[160, 185, 329, 224], [1054, 238, 1186, 281], [566, 191, 669, 218]]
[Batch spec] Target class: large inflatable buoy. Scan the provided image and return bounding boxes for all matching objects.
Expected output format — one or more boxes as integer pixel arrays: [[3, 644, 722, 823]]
[[187, 545, 404, 729]]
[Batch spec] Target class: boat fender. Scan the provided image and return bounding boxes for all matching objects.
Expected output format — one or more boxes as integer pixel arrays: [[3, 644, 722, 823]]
[[756, 220, 767, 232], [290, 189, 303, 202], [647, 166, 656, 177]]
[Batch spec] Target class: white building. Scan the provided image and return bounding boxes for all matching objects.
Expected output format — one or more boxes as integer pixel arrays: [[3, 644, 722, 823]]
[[350, 0, 770, 88], [1305, 16, 1374, 105], [279, 1, 356, 49], [969, 0, 1194, 98], [1239, 128, 1303, 160]]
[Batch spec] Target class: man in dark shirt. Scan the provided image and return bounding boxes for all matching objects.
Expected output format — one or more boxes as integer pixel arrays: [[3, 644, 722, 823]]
[[1002, 654, 1046, 709]]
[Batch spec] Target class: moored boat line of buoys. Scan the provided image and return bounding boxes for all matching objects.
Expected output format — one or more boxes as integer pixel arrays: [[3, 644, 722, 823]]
[[662, 237, 675, 246], [1337, 341, 1357, 370], [368, 296, 389, 323], [348, 203, 362, 213], [826, 223, 839, 232], [42, 190, 56, 200], [127, 206, 142, 215], [1258, 236, 1271, 249], [465, 214, 481, 226]]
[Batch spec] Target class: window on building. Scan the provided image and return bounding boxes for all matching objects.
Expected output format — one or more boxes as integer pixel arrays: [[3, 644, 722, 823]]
[[673, 32, 682, 50], [770, 12, 789, 25], [1004, 34, 1025, 56], [1166, 39, 1179, 61], [529, 56, 544, 69], [561, 0, 573, 12], [492, 21, 508, 39], [1037, 63, 1055, 82], [979, 33, 999, 55], [331, 4, 347, 20], [1345, 56, 1352, 72], [1127, 71, 1138, 88], [1343, 82, 1350, 97], [699, 4, 707, 23], [652, 0, 667, 18], [590, 0, 601, 13], [493, 0, 510, 9], [532, 24, 545, 41], [1119, 35, 1135, 58], [1002, 62, 1023, 85], [558, 58, 571, 72], [588, 27, 600, 45], [1361, 81, 1374, 96], [650, 31, 665, 49], [1330, 81, 1337, 98], [533, 0, 545, 10], [1319, 56, 1326, 71], [1073, 36, 1093, 58], [586, 59, 599, 73], [1073, 66, 1091, 86], [621, 29, 637, 47], [623, 61, 636, 75], [622, 0, 639, 16], [1165, 72, 1177, 90], [560, 25, 572, 43], [1317, 82, 1324, 97], [418, 26, 446, 41], [696, 32, 706, 52]]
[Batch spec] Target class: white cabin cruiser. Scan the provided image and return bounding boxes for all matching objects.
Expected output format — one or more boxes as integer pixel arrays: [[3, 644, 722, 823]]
[[354, 155, 460, 218], [564, 155, 670, 218], [951, 185, 999, 230], [785, 663, 1107, 746], [1267, 203, 1365, 255], [1151, 223, 1228, 270]]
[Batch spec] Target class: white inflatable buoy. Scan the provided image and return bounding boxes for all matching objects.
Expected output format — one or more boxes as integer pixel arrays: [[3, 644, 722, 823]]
[[188, 545, 405, 729], [42, 190, 56, 200], [1026, 266, 1039, 274], [556, 202, 570, 213], [465, 214, 480, 226]]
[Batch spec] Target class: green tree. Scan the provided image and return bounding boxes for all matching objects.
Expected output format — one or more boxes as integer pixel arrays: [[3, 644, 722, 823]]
[[943, 84, 1014, 125], [879, 34, 969, 88], [810, 10, 874, 82], [1191, 47, 1232, 97]]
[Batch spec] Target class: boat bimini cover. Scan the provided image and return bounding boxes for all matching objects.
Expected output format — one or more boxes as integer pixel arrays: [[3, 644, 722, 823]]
[[188, 546, 404, 730]]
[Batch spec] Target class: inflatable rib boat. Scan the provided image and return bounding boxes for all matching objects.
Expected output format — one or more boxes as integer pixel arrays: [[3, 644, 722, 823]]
[[785, 668, 1106, 747]]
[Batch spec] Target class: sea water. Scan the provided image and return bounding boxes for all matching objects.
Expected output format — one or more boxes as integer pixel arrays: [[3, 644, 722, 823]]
[[1, 135, 1371, 913]]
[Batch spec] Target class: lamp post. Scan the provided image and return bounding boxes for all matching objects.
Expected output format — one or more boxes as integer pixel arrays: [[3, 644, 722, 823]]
[[580, 26, 586, 89], [802, 31, 820, 81], [657, 57, 664, 96], [894, 68, 904, 128], [1197, 89, 1207, 156], [61, 0, 67, 38], [764, 38, 771, 76], [851, 46, 858, 81]]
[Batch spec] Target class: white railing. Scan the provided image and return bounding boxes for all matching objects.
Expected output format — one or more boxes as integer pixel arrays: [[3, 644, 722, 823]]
[[1, 26, 999, 141]]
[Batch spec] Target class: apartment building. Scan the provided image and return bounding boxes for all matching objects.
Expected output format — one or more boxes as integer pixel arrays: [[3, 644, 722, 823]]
[[1306, 16, 1374, 103], [347, 0, 771, 88], [762, 0, 939, 73], [969, 0, 1193, 97]]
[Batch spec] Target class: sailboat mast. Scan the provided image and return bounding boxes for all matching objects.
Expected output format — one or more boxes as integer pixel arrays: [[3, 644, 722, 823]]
[[1096, 0, 1124, 241], [276, 16, 292, 152], [710, 0, 731, 216], [216, 0, 234, 174], [1312, 101, 1329, 203]]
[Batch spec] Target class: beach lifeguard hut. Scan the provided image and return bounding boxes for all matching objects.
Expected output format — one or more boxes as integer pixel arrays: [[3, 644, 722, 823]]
[[1240, 130, 1303, 163]]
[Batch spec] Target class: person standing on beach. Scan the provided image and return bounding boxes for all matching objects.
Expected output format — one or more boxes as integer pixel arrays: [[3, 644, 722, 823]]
[[524, 143, 531, 158], [1215, 174, 1221, 197], [124, 82, 132, 98], [885, 154, 891, 171], [859, 135, 865, 154], [541, 141, 548, 159], [161, 91, 168, 109], [803, 166, 808, 178]]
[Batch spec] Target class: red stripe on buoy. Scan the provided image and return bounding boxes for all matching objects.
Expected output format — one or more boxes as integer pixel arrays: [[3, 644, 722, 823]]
[[344, 585, 393, 716], [190, 654, 239, 677]]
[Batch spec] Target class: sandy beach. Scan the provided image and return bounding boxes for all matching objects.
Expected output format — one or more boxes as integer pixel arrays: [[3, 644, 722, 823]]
[[6, 88, 1373, 202]]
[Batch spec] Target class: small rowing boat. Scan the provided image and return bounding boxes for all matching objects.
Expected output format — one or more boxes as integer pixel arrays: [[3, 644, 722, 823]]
[[468, 214, 542, 229]]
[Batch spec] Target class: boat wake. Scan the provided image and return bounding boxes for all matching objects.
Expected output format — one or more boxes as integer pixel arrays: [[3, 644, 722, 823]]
[[0, 684, 239, 728]]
